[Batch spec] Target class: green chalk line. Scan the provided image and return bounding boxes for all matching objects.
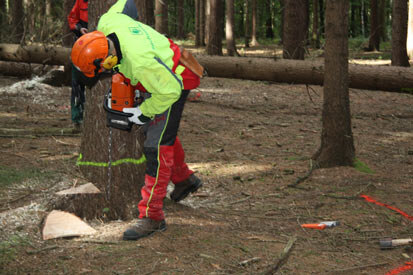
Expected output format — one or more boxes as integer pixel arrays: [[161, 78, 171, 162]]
[[76, 153, 146, 167]]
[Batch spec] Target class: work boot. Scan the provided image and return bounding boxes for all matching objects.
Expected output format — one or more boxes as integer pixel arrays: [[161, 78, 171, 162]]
[[170, 174, 203, 202], [123, 218, 166, 241]]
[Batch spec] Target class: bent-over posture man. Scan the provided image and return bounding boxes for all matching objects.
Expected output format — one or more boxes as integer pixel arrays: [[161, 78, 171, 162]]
[[70, 0, 203, 240]]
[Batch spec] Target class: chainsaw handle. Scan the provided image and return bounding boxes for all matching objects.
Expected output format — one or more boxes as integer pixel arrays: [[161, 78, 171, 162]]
[[301, 224, 327, 230]]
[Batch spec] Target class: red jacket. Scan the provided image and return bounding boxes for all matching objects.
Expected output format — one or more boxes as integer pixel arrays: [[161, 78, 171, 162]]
[[68, 0, 88, 31]]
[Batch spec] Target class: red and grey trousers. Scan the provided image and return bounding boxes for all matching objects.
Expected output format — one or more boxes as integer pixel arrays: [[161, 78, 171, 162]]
[[138, 90, 193, 221]]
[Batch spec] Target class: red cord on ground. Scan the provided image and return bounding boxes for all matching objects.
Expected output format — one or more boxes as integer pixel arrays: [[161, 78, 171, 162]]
[[385, 261, 413, 275], [360, 195, 413, 221]]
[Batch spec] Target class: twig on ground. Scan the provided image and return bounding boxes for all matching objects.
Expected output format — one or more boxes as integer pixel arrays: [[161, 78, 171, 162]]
[[330, 262, 389, 274], [239, 257, 261, 266], [26, 245, 58, 255], [264, 236, 297, 275], [226, 197, 250, 206], [288, 160, 319, 188], [76, 239, 122, 245], [322, 183, 374, 200]]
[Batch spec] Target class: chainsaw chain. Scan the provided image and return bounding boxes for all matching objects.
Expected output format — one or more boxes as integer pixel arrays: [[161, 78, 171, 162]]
[[106, 126, 113, 201]]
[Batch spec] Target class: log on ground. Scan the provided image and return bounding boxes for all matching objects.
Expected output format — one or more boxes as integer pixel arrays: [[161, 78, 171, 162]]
[[1, 43, 413, 92]]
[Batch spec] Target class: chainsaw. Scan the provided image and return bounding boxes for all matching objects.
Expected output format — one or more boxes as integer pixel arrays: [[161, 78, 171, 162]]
[[103, 73, 142, 131]]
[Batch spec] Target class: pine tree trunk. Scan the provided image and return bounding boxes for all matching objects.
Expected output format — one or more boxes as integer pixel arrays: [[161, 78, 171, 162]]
[[283, 0, 307, 60], [391, 0, 410, 67], [251, 0, 259, 46], [195, 0, 201, 46], [206, 0, 223, 55], [313, 0, 355, 168], [226, 0, 238, 56], [312, 0, 320, 48], [11, 0, 24, 44], [265, 0, 274, 39], [62, 0, 76, 47], [205, 0, 210, 46], [407, 0, 413, 59], [0, 0, 5, 26], [2, 43, 413, 92], [368, 0, 380, 51], [244, 0, 251, 47], [177, 0, 184, 39], [200, 0, 206, 46], [155, 0, 168, 35], [135, 0, 155, 26]]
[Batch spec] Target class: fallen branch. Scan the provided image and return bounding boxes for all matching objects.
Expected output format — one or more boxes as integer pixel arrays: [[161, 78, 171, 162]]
[[331, 262, 389, 273], [239, 257, 261, 266], [265, 236, 297, 275], [288, 160, 319, 188]]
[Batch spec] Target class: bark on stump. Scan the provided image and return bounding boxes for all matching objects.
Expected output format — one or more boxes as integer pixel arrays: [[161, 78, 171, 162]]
[[50, 78, 146, 221]]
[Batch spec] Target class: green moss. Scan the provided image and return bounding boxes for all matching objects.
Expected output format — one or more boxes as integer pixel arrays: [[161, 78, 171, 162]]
[[0, 166, 53, 188], [353, 159, 374, 174]]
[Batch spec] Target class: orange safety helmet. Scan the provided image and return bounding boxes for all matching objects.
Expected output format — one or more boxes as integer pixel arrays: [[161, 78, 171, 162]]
[[71, 31, 109, 78]]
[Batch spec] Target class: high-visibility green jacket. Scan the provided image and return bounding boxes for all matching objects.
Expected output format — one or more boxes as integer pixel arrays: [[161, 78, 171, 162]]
[[97, 0, 183, 119]]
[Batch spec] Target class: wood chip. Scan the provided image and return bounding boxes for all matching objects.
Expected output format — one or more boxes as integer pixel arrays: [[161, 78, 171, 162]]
[[56, 183, 101, 195], [42, 210, 97, 240]]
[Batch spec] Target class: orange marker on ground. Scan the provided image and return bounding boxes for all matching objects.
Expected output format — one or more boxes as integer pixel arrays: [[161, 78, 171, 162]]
[[301, 221, 340, 230]]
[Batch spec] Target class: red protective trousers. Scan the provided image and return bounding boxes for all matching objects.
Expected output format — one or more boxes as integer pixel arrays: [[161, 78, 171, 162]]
[[138, 90, 193, 221]]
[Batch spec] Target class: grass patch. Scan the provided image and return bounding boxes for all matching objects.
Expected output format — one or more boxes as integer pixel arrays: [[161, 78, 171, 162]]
[[353, 159, 375, 174], [0, 235, 31, 266], [0, 166, 53, 188]]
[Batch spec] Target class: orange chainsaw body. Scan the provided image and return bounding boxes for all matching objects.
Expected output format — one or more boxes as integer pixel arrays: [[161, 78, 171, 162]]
[[111, 73, 135, 112]]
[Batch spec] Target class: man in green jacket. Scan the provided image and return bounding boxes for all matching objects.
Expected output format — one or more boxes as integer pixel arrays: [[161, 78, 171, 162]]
[[71, 0, 203, 240]]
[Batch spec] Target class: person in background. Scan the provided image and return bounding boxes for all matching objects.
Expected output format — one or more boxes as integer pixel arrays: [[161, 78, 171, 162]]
[[70, 0, 203, 240], [67, 0, 88, 130]]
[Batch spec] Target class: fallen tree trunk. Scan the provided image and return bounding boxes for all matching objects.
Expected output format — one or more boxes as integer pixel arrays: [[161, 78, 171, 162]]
[[1, 43, 413, 92], [196, 56, 413, 93], [0, 43, 70, 66], [0, 61, 37, 77]]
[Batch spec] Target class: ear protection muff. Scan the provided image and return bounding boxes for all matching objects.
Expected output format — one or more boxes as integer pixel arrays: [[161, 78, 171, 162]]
[[102, 55, 118, 70]]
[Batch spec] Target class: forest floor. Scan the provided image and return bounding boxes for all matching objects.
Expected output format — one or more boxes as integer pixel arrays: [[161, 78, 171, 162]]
[[0, 45, 412, 274]]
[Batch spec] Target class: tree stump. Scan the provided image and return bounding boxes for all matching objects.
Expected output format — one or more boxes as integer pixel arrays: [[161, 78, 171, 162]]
[[52, 78, 146, 221]]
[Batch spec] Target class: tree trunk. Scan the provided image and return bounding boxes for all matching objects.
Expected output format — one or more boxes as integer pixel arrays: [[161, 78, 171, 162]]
[[245, 0, 251, 47], [367, 0, 380, 51], [63, 0, 145, 221], [0, 0, 6, 27], [0, 43, 72, 65], [155, 0, 168, 35], [177, 0, 184, 39], [63, 0, 76, 47], [313, 0, 355, 168], [226, 0, 238, 56], [378, 0, 387, 41], [11, 0, 24, 44], [195, 0, 201, 46], [205, 0, 210, 46], [200, 0, 206, 46], [392, 0, 410, 67], [265, 0, 274, 39], [206, 0, 223, 55], [251, 0, 259, 46], [3, 44, 413, 93], [195, 55, 413, 92], [135, 0, 155, 26], [283, 0, 308, 59], [319, 0, 325, 37], [312, 0, 320, 48], [0, 60, 41, 77], [408, 0, 413, 59]]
